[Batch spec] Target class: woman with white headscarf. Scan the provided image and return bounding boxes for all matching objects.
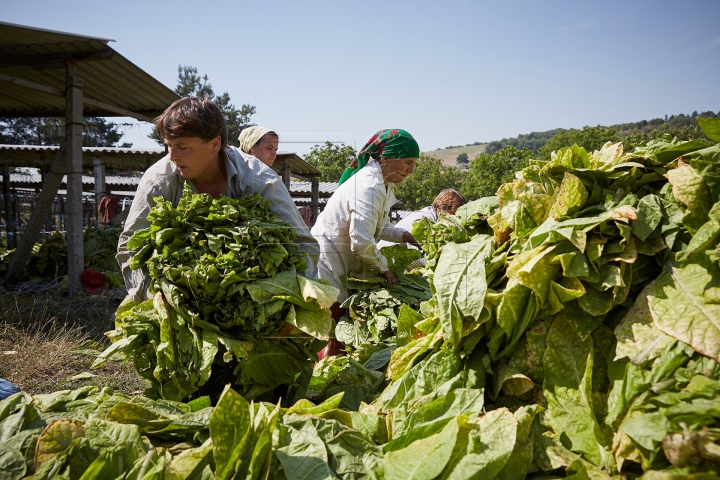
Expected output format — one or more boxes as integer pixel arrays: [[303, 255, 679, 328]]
[[238, 126, 279, 167]]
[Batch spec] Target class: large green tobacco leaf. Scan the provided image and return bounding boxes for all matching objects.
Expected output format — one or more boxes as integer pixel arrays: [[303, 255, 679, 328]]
[[388, 388, 485, 448], [209, 387, 251, 480], [281, 415, 374, 479], [164, 438, 214, 480], [381, 245, 423, 272], [433, 235, 494, 345], [0, 446, 25, 480], [377, 350, 462, 413], [667, 164, 713, 233], [634, 195, 664, 241], [507, 245, 558, 305], [494, 405, 541, 480], [614, 282, 674, 364], [678, 201, 720, 264], [648, 261, 720, 362], [697, 117, 720, 143], [543, 315, 608, 466], [384, 415, 461, 480], [547, 172, 588, 220], [34, 419, 85, 467], [274, 421, 335, 480], [439, 408, 518, 480]]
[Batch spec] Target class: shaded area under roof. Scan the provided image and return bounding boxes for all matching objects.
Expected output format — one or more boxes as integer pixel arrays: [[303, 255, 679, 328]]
[[0, 21, 179, 120], [0, 144, 166, 170], [0, 145, 322, 176], [272, 151, 321, 179]]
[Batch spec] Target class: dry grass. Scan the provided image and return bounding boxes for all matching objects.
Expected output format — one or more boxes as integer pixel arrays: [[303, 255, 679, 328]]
[[0, 293, 149, 396]]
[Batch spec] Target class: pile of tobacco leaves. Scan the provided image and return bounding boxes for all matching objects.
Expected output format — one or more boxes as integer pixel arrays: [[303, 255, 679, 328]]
[[0, 226, 123, 287], [2, 118, 720, 479], [93, 185, 338, 403], [335, 244, 432, 349]]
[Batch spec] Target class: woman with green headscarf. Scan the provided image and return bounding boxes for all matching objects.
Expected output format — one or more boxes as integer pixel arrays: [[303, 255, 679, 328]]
[[311, 129, 420, 356]]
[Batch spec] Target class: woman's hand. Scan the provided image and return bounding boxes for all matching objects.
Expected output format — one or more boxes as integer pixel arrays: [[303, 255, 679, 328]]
[[383, 269, 399, 285], [403, 231, 419, 247]]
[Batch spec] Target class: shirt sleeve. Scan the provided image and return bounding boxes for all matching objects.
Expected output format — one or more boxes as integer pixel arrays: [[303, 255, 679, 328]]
[[349, 186, 390, 272], [379, 221, 407, 243], [257, 177, 320, 277], [116, 178, 168, 303]]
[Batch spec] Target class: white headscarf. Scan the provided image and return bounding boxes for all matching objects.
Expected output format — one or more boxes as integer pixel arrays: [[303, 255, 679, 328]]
[[239, 126, 273, 154]]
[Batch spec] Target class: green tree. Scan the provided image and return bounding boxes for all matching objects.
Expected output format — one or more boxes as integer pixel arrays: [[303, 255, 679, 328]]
[[304, 142, 357, 183], [461, 146, 534, 200], [149, 65, 256, 147], [537, 125, 617, 159], [394, 154, 466, 211], [456, 152, 469, 165], [0, 117, 130, 147]]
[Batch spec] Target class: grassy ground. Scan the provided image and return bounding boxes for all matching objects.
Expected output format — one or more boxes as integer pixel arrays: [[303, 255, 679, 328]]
[[424, 144, 487, 168], [0, 292, 149, 396]]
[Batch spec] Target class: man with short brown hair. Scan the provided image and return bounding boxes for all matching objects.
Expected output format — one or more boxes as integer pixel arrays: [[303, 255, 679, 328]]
[[117, 96, 319, 302]]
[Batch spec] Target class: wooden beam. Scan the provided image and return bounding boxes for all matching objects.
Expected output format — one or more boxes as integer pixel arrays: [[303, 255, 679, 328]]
[[4, 144, 66, 283], [0, 72, 155, 122], [2, 164, 13, 248], [93, 157, 105, 227], [65, 66, 84, 295], [282, 160, 292, 190], [0, 49, 114, 68]]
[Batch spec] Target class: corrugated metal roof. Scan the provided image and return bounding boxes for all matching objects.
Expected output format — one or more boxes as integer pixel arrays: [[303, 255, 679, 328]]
[[272, 152, 321, 178], [0, 22, 179, 119], [2, 173, 140, 186], [0, 144, 165, 169], [289, 181, 337, 194]]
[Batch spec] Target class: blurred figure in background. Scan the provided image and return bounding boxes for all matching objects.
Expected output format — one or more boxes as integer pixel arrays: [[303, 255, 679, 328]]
[[238, 126, 279, 167], [378, 189, 467, 250]]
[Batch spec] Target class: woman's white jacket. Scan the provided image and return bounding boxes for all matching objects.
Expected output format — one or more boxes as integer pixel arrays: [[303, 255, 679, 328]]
[[311, 161, 407, 301]]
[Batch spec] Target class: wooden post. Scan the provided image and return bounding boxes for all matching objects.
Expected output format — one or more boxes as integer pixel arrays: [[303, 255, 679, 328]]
[[93, 156, 105, 227], [65, 62, 84, 295], [11, 189, 18, 244], [310, 177, 319, 224], [2, 164, 12, 248], [4, 144, 66, 283], [282, 160, 291, 190]]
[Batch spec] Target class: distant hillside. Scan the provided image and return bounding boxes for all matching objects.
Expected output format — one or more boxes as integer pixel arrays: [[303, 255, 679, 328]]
[[424, 144, 487, 168], [429, 112, 719, 159]]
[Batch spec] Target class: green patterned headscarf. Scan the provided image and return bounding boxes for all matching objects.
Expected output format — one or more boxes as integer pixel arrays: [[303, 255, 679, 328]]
[[337, 129, 420, 185]]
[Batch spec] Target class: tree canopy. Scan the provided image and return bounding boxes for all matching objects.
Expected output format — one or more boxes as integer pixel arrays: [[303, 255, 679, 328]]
[[461, 146, 534, 200], [536, 125, 617, 159], [456, 152, 469, 165], [150, 65, 256, 148], [0, 117, 130, 147], [304, 142, 356, 183], [394, 154, 465, 211]]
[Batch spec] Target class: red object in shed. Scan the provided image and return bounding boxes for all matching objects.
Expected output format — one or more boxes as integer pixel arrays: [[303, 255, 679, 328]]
[[80, 268, 105, 294]]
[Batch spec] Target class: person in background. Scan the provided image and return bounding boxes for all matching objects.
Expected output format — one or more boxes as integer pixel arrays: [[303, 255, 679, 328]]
[[311, 129, 420, 358], [238, 126, 279, 167], [377, 189, 467, 250], [117, 97, 318, 302]]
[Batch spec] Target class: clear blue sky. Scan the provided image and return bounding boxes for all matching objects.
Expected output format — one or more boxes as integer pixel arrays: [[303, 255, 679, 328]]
[[3, 0, 720, 154]]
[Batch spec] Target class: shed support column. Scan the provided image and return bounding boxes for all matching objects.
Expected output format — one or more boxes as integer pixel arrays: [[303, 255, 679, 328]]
[[2, 164, 12, 248], [311, 177, 319, 224], [4, 145, 66, 284], [282, 161, 291, 190], [66, 63, 84, 295], [93, 156, 105, 226]]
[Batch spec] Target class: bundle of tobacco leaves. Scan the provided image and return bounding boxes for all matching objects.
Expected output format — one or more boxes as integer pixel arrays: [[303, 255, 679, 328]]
[[94, 185, 337, 402]]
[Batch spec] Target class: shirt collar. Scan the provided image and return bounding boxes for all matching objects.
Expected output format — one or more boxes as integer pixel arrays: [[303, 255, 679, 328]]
[[223, 148, 238, 180]]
